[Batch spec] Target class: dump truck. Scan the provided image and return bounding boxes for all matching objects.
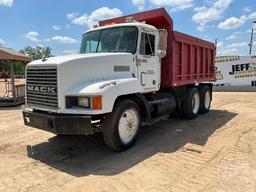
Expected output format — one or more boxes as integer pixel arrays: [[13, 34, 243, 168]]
[[22, 8, 216, 151]]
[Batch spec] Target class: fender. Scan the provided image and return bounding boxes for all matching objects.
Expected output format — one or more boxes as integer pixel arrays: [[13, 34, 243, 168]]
[[62, 77, 144, 115]]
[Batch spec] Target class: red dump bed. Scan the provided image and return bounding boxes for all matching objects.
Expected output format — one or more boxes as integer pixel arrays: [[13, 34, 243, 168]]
[[100, 8, 216, 88]]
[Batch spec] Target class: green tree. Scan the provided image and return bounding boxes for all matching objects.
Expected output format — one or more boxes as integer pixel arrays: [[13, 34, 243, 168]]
[[19, 46, 54, 60], [0, 61, 26, 75]]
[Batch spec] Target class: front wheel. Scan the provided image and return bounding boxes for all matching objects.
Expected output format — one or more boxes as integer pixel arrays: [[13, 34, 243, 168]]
[[102, 100, 141, 151]]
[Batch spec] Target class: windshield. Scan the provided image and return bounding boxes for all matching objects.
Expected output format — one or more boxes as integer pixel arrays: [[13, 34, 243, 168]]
[[80, 26, 138, 54]]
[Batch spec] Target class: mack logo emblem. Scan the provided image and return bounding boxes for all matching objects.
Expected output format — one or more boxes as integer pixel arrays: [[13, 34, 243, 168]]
[[27, 86, 57, 93]]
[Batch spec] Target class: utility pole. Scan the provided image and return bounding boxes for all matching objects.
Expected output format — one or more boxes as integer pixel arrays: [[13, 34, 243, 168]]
[[215, 38, 218, 56], [249, 21, 256, 55]]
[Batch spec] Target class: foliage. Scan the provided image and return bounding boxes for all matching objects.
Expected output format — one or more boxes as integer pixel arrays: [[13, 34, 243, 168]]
[[0, 62, 9, 72], [19, 46, 54, 60], [0, 61, 26, 75]]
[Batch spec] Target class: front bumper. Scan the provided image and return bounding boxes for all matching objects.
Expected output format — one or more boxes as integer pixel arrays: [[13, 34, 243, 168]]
[[22, 107, 94, 135]]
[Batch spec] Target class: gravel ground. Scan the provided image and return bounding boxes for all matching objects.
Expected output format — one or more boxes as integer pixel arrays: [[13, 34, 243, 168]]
[[0, 92, 256, 192]]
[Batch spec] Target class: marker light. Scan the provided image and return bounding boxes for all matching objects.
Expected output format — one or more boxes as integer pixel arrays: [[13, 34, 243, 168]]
[[92, 96, 102, 109]]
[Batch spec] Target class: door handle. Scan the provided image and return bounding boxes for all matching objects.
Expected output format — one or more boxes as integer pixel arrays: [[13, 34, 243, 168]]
[[140, 72, 146, 86]]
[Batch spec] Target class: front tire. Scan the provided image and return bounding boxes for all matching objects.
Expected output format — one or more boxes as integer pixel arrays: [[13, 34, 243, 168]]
[[102, 100, 141, 151]]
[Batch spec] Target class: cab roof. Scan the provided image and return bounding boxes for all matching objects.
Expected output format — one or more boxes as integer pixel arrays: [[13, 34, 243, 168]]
[[84, 22, 158, 35]]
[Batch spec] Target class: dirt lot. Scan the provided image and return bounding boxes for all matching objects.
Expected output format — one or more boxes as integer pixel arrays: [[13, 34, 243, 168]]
[[0, 92, 256, 192]]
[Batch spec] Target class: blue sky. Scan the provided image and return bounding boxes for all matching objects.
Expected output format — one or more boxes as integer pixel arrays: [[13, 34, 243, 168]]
[[0, 0, 255, 56]]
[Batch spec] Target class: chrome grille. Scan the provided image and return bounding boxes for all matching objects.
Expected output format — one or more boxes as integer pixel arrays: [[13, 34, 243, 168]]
[[26, 66, 58, 109]]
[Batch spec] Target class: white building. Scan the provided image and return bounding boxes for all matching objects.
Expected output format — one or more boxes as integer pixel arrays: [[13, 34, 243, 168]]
[[214, 55, 256, 87]]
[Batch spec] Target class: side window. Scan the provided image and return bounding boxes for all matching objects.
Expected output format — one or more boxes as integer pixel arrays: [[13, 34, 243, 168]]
[[140, 33, 155, 56]]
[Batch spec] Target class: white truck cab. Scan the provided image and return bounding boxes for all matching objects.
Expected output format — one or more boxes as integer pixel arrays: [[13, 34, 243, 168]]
[[24, 23, 163, 115], [23, 22, 170, 151]]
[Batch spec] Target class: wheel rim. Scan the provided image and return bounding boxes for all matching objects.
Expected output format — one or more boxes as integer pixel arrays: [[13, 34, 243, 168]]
[[192, 92, 200, 114], [204, 91, 211, 109], [118, 108, 139, 145]]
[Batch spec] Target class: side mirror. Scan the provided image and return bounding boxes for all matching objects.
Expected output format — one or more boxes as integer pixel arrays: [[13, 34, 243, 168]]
[[156, 50, 166, 58], [158, 29, 168, 59]]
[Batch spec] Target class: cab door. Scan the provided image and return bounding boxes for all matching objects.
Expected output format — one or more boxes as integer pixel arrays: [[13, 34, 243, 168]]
[[136, 30, 160, 92]]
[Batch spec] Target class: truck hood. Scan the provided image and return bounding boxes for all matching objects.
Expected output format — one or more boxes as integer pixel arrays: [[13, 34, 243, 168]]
[[27, 52, 136, 111], [28, 52, 133, 66]]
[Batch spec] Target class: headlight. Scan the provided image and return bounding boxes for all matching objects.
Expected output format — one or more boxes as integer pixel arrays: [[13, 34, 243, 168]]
[[78, 97, 90, 107], [66, 96, 102, 109]]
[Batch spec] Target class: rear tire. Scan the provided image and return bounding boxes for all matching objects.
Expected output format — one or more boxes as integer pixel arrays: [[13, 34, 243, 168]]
[[102, 100, 141, 151], [182, 87, 200, 119], [199, 86, 212, 114]]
